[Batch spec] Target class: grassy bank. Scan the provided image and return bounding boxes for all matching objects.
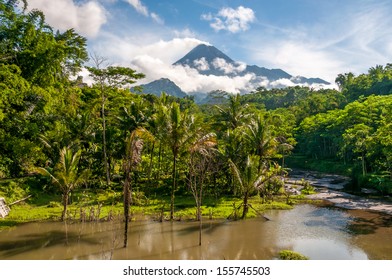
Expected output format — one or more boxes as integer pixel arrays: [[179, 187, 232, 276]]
[[1, 187, 316, 231]]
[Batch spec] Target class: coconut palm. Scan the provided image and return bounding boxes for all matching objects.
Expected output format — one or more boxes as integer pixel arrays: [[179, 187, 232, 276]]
[[162, 101, 197, 220], [229, 155, 276, 219], [37, 146, 88, 221], [243, 113, 278, 172], [215, 93, 248, 130]]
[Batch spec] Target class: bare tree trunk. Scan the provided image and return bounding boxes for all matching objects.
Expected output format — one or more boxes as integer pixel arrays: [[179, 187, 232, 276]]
[[170, 154, 176, 220], [242, 191, 249, 219], [199, 211, 202, 246], [61, 192, 69, 222], [362, 153, 366, 176], [197, 199, 202, 246], [123, 175, 130, 248]]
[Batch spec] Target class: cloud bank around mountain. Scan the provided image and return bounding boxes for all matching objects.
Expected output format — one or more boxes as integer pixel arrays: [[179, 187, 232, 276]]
[[125, 39, 333, 94]]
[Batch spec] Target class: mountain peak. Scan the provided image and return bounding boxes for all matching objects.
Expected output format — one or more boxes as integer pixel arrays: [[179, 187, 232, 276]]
[[174, 44, 234, 66]]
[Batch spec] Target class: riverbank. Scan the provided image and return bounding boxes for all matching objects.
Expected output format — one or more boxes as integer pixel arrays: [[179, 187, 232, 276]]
[[308, 189, 392, 215], [2, 169, 391, 232], [0, 193, 298, 231], [287, 169, 392, 215]]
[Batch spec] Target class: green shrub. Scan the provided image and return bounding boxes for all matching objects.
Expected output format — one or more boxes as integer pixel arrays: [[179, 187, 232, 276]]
[[0, 180, 29, 202], [300, 179, 315, 195], [278, 250, 309, 260], [47, 201, 61, 208]]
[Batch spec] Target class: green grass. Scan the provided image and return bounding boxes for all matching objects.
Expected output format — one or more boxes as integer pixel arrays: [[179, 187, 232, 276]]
[[1, 187, 318, 231]]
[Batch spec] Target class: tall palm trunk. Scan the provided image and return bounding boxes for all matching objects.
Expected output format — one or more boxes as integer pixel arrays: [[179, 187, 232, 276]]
[[101, 87, 110, 186], [61, 192, 69, 221], [156, 142, 162, 180], [122, 128, 150, 247], [147, 142, 155, 183]]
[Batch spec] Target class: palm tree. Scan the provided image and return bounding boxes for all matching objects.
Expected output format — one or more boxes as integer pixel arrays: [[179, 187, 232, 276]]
[[116, 98, 149, 138], [123, 127, 153, 247], [37, 147, 88, 221], [243, 114, 277, 172], [228, 155, 273, 219], [148, 95, 169, 182], [166, 102, 187, 220], [215, 93, 248, 130], [160, 101, 199, 220]]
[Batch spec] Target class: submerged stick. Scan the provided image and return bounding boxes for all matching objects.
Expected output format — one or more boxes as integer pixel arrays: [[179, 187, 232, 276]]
[[248, 204, 271, 221]]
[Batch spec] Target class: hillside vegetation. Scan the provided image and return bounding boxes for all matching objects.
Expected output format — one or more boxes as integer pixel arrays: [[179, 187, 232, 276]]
[[1, 1, 391, 224]]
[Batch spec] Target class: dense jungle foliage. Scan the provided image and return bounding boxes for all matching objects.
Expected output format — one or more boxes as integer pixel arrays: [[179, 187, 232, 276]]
[[1, 0, 391, 222]]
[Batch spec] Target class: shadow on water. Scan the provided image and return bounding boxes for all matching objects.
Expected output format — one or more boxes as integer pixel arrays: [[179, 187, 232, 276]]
[[304, 206, 352, 231], [175, 220, 230, 236], [347, 211, 392, 235], [0, 228, 101, 258], [1, 205, 391, 260]]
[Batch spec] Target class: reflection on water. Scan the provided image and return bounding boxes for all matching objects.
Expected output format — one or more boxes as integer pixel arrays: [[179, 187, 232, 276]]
[[271, 205, 367, 260], [0, 205, 391, 260]]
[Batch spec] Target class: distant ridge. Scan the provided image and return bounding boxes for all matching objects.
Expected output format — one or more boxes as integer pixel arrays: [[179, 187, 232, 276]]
[[133, 78, 187, 98]]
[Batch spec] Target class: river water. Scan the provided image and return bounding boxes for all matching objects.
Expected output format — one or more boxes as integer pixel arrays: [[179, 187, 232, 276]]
[[0, 204, 391, 260]]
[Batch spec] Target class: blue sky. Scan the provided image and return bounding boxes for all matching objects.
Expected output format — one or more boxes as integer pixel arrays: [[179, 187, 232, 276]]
[[27, 0, 392, 92]]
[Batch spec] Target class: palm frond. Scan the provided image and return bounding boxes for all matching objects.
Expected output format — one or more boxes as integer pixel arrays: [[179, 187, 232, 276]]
[[228, 159, 244, 192]]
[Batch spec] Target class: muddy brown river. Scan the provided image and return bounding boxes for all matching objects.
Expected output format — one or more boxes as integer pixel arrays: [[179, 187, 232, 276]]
[[0, 204, 391, 260]]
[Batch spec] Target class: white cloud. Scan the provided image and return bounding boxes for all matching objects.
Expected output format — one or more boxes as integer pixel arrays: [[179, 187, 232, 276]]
[[124, 0, 164, 24], [96, 36, 256, 94], [173, 28, 197, 38], [212, 58, 246, 74], [125, 0, 148, 16], [269, 78, 336, 90], [202, 6, 256, 33], [130, 54, 260, 94], [27, 0, 107, 38], [151, 12, 164, 25], [193, 58, 210, 71], [90, 33, 332, 94], [93, 35, 207, 66], [270, 78, 296, 88]]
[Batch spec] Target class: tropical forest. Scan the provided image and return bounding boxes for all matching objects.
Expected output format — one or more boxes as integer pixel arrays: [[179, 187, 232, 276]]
[[0, 0, 391, 260]]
